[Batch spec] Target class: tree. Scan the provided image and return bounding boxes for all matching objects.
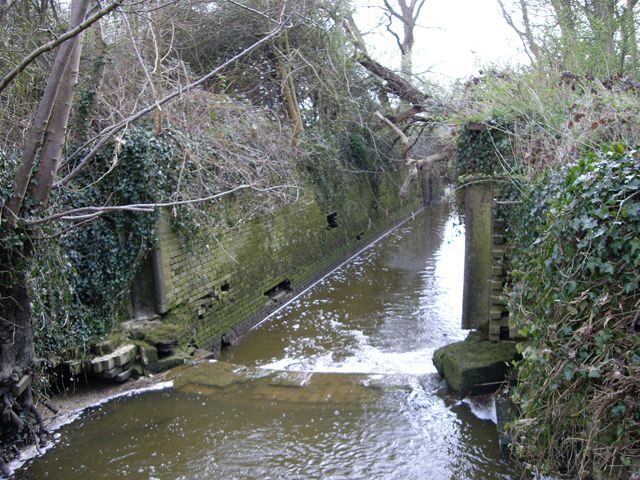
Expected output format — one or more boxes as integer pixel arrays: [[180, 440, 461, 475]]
[[0, 0, 293, 469], [379, 0, 426, 80], [497, 0, 542, 62], [497, 0, 640, 77]]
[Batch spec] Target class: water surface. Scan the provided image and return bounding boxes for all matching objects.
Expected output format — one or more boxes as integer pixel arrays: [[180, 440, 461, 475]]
[[17, 203, 518, 479]]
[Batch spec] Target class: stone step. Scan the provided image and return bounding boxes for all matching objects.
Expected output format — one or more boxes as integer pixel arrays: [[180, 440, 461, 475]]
[[492, 265, 504, 277], [489, 323, 502, 335], [490, 309, 506, 320], [493, 234, 505, 245], [156, 339, 178, 355], [491, 295, 508, 307], [491, 280, 503, 291], [91, 344, 137, 373], [492, 248, 506, 259]]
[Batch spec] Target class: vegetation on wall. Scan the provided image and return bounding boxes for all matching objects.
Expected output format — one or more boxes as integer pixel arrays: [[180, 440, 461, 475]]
[[506, 147, 640, 477], [453, 6, 640, 473]]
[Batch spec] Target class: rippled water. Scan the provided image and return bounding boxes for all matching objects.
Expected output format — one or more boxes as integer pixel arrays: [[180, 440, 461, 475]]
[[17, 202, 520, 479]]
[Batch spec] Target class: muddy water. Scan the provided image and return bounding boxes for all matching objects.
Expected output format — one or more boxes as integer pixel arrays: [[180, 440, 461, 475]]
[[17, 203, 519, 479]]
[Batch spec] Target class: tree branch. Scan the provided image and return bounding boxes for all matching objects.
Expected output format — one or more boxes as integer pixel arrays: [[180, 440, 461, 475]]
[[56, 15, 289, 187], [24, 184, 299, 225], [382, 0, 403, 21], [0, 0, 124, 94]]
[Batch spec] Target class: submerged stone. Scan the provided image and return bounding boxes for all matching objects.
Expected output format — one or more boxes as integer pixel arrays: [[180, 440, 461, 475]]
[[270, 371, 312, 387], [148, 353, 188, 374], [171, 360, 264, 391], [432, 334, 519, 395]]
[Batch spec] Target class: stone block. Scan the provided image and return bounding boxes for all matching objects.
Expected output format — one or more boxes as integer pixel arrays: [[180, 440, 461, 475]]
[[148, 354, 187, 374], [114, 368, 133, 383], [136, 342, 158, 366], [193, 348, 217, 360], [98, 366, 122, 380], [92, 339, 117, 356], [113, 344, 137, 367], [433, 334, 519, 395], [13, 374, 32, 397], [91, 343, 135, 373], [91, 355, 115, 374]]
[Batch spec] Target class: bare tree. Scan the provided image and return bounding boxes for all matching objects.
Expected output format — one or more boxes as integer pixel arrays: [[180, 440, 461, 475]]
[[380, 0, 426, 80], [498, 0, 640, 76], [497, 0, 542, 62]]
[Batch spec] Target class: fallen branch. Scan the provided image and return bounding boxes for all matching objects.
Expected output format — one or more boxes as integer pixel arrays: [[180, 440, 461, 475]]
[[343, 15, 427, 108], [374, 111, 450, 197], [23, 184, 299, 225]]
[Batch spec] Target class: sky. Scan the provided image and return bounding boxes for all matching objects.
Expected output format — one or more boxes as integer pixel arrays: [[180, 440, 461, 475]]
[[355, 0, 530, 84]]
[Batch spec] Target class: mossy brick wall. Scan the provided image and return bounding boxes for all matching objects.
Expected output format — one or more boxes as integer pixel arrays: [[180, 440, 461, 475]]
[[155, 171, 422, 349]]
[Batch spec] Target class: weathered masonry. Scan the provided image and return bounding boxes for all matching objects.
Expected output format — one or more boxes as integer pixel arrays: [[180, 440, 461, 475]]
[[461, 180, 514, 341], [433, 179, 519, 395], [130, 171, 424, 353]]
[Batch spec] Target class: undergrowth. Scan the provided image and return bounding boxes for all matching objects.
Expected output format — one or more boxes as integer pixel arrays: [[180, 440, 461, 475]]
[[506, 146, 640, 478]]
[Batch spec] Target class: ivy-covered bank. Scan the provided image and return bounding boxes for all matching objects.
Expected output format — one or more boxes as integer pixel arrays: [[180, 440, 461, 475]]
[[507, 148, 640, 478], [455, 122, 640, 478]]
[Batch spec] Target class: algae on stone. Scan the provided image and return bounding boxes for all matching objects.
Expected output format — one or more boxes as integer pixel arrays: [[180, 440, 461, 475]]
[[433, 334, 519, 395]]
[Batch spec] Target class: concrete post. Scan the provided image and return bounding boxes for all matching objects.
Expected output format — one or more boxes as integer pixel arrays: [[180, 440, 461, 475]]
[[462, 181, 494, 331]]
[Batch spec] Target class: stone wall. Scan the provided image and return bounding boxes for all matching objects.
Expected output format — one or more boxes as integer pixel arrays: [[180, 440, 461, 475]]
[[149, 171, 423, 351]]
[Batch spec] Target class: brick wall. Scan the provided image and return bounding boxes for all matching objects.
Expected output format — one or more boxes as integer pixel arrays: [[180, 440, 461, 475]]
[[153, 171, 422, 350]]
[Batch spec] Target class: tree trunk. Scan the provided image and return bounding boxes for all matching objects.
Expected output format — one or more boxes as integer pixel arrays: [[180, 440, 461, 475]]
[[551, 0, 577, 66], [1, 0, 89, 225], [1, 0, 89, 462], [276, 31, 303, 142], [0, 248, 33, 387], [32, 30, 85, 206], [381, 0, 426, 80], [625, 0, 638, 77]]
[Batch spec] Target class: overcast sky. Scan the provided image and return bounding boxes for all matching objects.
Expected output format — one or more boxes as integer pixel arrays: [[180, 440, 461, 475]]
[[355, 0, 530, 84]]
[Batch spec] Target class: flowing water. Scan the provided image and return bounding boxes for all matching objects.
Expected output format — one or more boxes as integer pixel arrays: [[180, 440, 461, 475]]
[[17, 202, 520, 479]]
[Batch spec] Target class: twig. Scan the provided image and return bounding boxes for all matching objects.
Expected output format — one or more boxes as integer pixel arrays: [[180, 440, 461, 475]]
[[0, 0, 124, 94], [24, 184, 299, 225], [56, 12, 289, 187]]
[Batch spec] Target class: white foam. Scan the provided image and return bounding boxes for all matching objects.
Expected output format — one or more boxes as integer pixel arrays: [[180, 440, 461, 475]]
[[260, 346, 438, 376], [460, 395, 497, 424]]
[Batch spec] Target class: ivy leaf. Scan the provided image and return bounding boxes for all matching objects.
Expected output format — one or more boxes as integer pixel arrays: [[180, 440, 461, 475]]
[[563, 363, 575, 381], [588, 367, 601, 379]]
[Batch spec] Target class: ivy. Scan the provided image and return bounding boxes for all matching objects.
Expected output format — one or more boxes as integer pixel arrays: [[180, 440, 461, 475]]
[[28, 127, 177, 366], [455, 118, 515, 178], [506, 146, 640, 478]]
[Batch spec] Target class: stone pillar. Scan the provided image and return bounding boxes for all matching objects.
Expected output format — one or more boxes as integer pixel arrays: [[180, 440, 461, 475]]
[[462, 181, 494, 331], [421, 171, 444, 206]]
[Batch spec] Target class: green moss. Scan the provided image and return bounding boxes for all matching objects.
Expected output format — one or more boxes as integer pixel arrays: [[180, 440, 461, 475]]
[[433, 334, 519, 395]]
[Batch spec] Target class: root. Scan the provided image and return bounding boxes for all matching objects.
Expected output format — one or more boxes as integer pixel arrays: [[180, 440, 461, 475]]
[[1, 392, 23, 432], [21, 387, 47, 439], [0, 457, 10, 477], [0, 386, 48, 470]]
